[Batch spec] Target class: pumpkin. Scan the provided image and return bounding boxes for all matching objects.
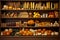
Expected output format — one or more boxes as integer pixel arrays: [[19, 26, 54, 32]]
[[27, 20, 34, 25]]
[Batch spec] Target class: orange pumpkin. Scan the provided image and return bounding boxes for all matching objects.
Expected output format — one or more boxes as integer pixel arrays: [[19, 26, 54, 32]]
[[27, 20, 34, 25], [3, 31, 10, 35], [19, 30, 24, 34]]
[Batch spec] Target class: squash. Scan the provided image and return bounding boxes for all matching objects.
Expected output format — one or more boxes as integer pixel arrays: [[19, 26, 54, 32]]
[[27, 20, 34, 25]]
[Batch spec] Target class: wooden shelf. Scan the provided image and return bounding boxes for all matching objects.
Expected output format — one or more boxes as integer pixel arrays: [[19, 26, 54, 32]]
[[1, 18, 59, 21], [0, 0, 59, 2], [0, 26, 59, 28], [0, 36, 59, 40], [1, 17, 59, 19], [0, 35, 59, 38], [1, 9, 59, 11]]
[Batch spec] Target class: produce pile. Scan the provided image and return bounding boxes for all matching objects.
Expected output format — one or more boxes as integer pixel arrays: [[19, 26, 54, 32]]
[[1, 28, 58, 36]]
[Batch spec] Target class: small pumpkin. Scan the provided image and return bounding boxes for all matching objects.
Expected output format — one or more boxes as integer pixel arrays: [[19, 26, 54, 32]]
[[27, 20, 35, 25]]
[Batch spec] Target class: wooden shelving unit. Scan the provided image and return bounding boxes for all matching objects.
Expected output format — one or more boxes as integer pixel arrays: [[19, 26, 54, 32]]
[[0, 0, 60, 40]]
